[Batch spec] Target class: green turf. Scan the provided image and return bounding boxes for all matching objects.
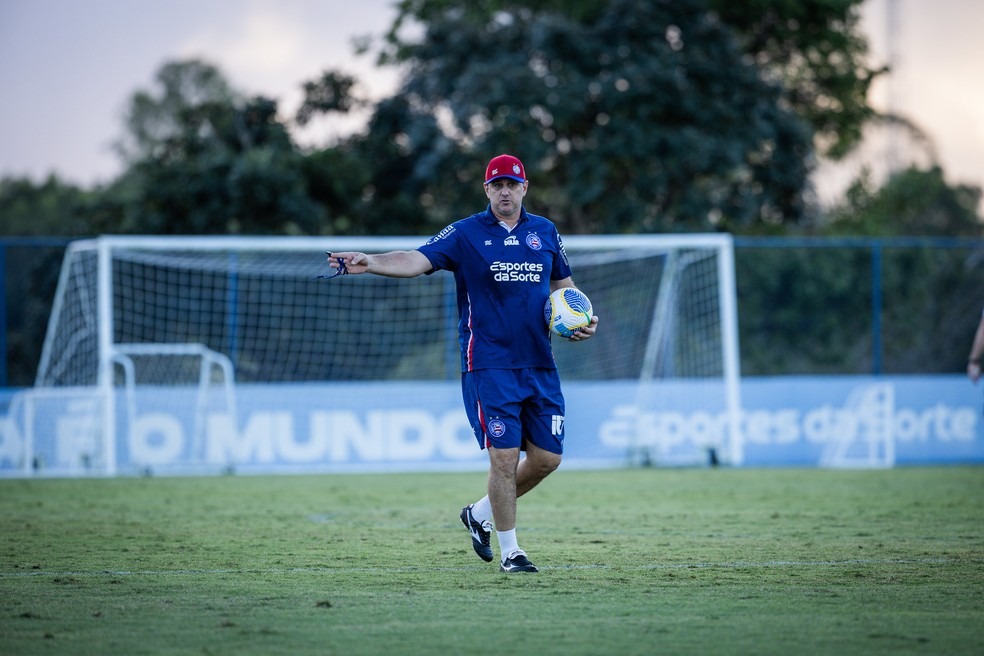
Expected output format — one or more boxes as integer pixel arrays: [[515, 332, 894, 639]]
[[1, 467, 982, 655]]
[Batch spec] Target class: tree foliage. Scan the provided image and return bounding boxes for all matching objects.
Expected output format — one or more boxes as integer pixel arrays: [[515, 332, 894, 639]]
[[104, 60, 325, 235], [737, 245, 876, 374], [370, 0, 814, 234], [825, 166, 983, 237], [0, 175, 92, 236], [707, 0, 884, 159], [736, 239, 983, 376], [295, 71, 366, 126]]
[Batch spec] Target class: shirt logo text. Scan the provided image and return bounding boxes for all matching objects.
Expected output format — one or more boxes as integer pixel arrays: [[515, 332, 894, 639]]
[[489, 261, 543, 282]]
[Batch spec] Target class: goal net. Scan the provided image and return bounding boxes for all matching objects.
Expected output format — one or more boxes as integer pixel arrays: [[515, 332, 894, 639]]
[[10, 234, 741, 475]]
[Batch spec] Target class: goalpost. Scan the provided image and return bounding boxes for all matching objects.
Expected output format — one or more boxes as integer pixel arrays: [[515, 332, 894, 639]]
[[10, 234, 742, 475]]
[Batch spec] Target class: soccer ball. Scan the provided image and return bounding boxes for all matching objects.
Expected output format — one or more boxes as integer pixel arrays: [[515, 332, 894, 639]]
[[544, 288, 593, 338]]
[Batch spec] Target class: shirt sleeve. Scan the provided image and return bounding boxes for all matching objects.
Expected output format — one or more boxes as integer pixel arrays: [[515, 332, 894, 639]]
[[551, 231, 573, 280], [417, 223, 461, 273]]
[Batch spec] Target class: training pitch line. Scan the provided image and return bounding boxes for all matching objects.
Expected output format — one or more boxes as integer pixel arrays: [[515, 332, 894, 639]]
[[0, 557, 956, 579]]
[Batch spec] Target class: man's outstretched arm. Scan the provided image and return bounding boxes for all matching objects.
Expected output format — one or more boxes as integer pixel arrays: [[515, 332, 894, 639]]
[[328, 250, 433, 278]]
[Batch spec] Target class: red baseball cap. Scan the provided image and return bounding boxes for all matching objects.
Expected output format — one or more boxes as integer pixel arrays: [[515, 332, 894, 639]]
[[485, 154, 526, 184]]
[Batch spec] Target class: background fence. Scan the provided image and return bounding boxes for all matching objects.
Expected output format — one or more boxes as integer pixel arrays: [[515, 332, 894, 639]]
[[3, 236, 982, 389]]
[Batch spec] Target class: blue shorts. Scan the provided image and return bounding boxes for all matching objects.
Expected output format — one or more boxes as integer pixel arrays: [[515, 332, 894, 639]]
[[461, 368, 566, 454]]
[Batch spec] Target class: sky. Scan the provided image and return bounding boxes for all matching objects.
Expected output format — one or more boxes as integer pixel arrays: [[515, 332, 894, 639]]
[[821, 0, 984, 207], [1, 0, 983, 210], [0, 0, 402, 186]]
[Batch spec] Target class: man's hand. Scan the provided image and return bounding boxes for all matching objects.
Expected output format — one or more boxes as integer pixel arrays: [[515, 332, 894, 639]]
[[567, 316, 599, 342], [327, 251, 370, 275], [327, 250, 431, 278]]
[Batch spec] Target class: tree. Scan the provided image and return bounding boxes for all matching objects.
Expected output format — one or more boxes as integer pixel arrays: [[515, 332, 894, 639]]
[[825, 166, 983, 237], [360, 0, 816, 234], [295, 71, 366, 126], [707, 0, 884, 159], [0, 175, 92, 236], [106, 60, 325, 235], [115, 59, 237, 165], [737, 166, 982, 377], [294, 71, 436, 235], [0, 176, 87, 386]]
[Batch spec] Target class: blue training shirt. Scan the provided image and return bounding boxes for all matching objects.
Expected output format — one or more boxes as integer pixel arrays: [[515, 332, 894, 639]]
[[417, 205, 573, 372]]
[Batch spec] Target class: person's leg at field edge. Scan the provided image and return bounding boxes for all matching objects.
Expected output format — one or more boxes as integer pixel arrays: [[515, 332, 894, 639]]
[[487, 441, 561, 570], [487, 441, 561, 534], [460, 369, 563, 569]]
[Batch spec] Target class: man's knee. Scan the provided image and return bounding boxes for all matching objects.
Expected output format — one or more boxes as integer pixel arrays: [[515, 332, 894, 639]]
[[529, 450, 562, 477], [488, 446, 520, 476]]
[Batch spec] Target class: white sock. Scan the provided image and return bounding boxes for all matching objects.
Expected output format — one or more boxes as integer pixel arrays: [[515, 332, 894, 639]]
[[471, 495, 493, 525], [496, 528, 520, 561]]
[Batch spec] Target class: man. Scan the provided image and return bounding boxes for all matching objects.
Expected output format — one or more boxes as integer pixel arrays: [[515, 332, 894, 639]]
[[968, 305, 984, 384], [327, 154, 598, 573]]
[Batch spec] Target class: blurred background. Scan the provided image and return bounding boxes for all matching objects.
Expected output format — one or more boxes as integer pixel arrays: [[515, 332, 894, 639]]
[[1, 0, 981, 388]]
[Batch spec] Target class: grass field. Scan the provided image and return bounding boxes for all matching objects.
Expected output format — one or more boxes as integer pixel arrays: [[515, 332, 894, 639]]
[[1, 466, 982, 655]]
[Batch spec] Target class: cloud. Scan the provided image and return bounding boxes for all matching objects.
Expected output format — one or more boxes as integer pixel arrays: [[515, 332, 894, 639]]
[[176, 9, 312, 93], [168, 3, 398, 149], [173, 3, 396, 111]]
